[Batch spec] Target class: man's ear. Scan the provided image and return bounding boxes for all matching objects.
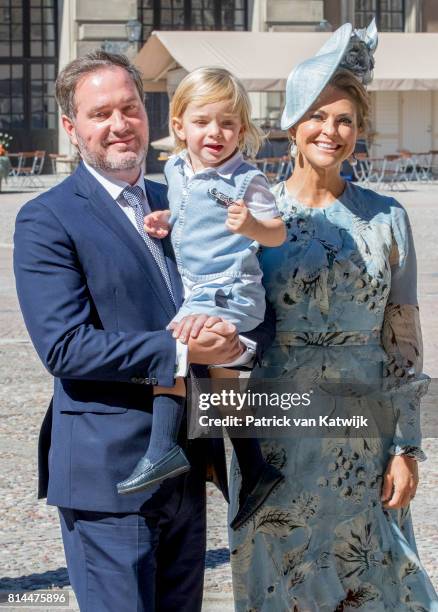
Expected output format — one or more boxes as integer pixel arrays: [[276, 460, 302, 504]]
[[61, 114, 78, 147], [171, 117, 185, 142]]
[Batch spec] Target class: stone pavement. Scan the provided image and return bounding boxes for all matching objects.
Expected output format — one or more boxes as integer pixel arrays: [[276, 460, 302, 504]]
[[0, 178, 437, 611]]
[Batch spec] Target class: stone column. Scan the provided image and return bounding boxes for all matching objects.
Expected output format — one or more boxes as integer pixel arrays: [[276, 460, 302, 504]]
[[340, 0, 355, 26], [57, 0, 76, 156], [405, 0, 422, 32]]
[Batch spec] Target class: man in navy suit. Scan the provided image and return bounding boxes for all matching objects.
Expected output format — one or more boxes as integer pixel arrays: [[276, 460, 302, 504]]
[[13, 51, 274, 611]]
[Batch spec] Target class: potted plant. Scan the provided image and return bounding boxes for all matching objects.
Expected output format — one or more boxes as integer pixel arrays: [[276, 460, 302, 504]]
[[0, 132, 13, 190]]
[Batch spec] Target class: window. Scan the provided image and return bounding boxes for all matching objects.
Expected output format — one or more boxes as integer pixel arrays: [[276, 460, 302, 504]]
[[0, 0, 23, 58], [138, 0, 248, 42], [137, 0, 249, 172], [0, 64, 24, 128], [355, 0, 405, 32], [0, 0, 58, 132]]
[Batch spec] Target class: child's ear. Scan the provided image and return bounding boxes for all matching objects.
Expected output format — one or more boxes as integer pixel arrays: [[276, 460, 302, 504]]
[[172, 117, 186, 141]]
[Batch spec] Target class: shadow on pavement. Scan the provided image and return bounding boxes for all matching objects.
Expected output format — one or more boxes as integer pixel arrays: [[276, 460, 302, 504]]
[[0, 568, 69, 591], [205, 547, 230, 569], [0, 549, 230, 592], [0, 190, 36, 195]]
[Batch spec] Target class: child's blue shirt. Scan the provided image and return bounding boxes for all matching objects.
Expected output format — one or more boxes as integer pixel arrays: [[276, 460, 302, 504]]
[[164, 150, 279, 332]]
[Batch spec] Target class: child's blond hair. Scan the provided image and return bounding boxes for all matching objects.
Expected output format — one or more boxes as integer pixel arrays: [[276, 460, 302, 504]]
[[169, 67, 264, 159]]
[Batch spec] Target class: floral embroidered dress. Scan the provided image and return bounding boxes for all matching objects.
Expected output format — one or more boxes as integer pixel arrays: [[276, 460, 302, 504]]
[[229, 181, 438, 611]]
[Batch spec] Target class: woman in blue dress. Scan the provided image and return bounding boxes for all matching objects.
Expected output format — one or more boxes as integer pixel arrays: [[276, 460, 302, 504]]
[[229, 21, 438, 611]]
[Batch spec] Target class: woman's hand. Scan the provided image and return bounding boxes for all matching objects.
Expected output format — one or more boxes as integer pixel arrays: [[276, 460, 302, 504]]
[[144, 209, 171, 238], [381, 455, 419, 509]]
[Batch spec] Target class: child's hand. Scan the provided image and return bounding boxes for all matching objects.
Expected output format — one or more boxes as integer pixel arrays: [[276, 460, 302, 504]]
[[168, 314, 227, 344], [226, 200, 256, 236], [144, 209, 171, 238]]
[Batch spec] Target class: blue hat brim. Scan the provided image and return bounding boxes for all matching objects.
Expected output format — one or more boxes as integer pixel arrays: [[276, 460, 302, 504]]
[[281, 23, 353, 131]]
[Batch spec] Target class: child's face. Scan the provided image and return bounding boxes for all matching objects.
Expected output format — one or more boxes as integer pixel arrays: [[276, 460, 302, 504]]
[[172, 100, 243, 172]]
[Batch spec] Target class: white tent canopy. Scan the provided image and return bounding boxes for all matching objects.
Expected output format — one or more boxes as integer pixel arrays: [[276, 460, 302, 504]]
[[134, 30, 438, 93]]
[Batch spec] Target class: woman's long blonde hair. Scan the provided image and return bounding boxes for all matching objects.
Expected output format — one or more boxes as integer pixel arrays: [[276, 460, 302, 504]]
[[169, 67, 264, 159]]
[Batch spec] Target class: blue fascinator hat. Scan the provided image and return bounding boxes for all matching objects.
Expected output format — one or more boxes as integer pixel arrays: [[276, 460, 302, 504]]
[[281, 19, 378, 131]]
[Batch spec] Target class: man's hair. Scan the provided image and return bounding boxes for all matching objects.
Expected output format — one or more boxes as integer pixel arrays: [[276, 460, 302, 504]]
[[55, 50, 144, 119], [169, 66, 264, 159]]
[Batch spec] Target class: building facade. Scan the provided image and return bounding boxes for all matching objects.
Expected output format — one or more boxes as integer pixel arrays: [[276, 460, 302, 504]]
[[0, 0, 58, 154], [1, 0, 438, 163], [256, 0, 438, 156]]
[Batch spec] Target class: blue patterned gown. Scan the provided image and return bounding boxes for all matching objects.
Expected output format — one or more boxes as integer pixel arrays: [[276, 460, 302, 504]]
[[229, 181, 438, 611]]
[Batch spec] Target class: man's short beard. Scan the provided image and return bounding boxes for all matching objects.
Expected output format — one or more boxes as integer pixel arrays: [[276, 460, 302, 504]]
[[75, 133, 146, 172]]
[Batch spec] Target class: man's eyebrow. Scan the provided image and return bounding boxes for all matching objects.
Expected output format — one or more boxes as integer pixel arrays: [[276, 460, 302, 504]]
[[87, 105, 108, 113], [121, 97, 140, 105], [87, 98, 140, 113]]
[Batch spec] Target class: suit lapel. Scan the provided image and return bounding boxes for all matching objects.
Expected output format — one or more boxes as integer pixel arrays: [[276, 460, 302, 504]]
[[74, 164, 177, 319]]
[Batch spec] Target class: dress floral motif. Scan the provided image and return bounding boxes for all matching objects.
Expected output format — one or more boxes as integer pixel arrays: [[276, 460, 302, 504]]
[[229, 181, 438, 611]]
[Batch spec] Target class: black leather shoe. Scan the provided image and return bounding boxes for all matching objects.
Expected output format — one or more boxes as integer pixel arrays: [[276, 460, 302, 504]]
[[117, 445, 190, 495], [230, 463, 284, 530]]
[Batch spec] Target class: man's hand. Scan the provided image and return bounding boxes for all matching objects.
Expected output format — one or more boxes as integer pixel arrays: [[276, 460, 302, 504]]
[[226, 200, 257, 236], [186, 319, 244, 366], [381, 455, 419, 509], [144, 209, 171, 238]]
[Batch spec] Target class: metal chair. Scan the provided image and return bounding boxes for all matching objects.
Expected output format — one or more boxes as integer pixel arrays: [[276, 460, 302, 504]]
[[377, 156, 408, 191], [7, 152, 24, 182], [353, 154, 372, 186], [49, 153, 79, 176], [276, 158, 293, 182], [413, 153, 433, 182], [255, 157, 293, 184], [260, 157, 282, 184], [364, 157, 404, 191], [15, 151, 46, 187], [429, 150, 438, 180]]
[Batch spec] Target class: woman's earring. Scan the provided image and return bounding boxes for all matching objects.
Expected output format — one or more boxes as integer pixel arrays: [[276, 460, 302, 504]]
[[290, 139, 298, 158], [349, 153, 358, 166]]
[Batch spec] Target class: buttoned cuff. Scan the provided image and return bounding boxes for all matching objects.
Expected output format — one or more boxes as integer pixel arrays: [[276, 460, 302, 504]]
[[175, 339, 189, 377]]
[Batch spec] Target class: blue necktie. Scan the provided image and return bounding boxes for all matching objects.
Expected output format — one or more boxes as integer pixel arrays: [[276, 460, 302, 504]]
[[123, 185, 175, 304]]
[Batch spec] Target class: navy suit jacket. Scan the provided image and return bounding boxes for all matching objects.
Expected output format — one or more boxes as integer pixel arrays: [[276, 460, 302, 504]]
[[14, 162, 275, 513]]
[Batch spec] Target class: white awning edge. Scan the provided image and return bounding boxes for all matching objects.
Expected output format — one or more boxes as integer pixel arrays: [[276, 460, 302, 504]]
[[134, 31, 438, 93]]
